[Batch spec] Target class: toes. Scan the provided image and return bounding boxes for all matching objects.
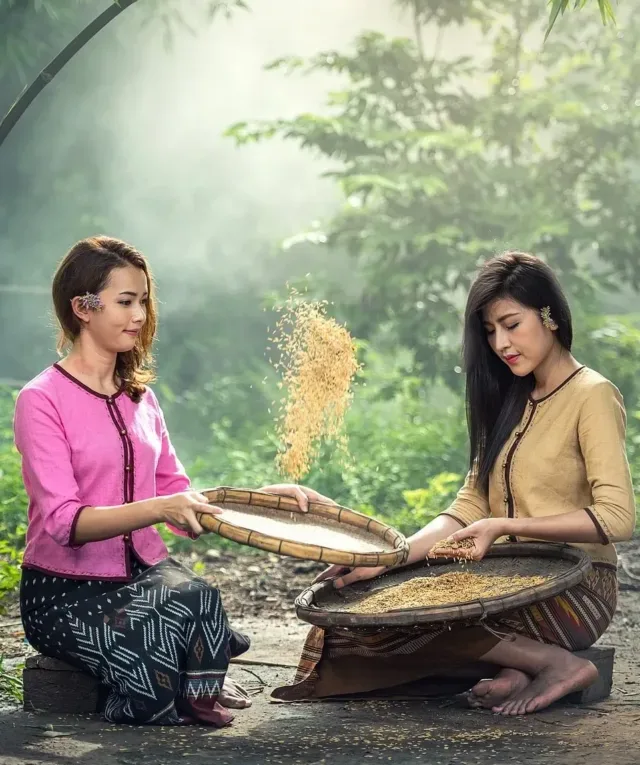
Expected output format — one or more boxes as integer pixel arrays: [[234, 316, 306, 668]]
[[492, 697, 512, 714], [525, 697, 541, 715], [496, 699, 520, 716], [225, 678, 250, 696], [221, 695, 252, 709], [507, 699, 523, 716], [470, 679, 492, 698]]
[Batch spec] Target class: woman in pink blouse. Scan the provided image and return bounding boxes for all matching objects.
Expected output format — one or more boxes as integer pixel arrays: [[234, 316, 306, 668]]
[[14, 235, 332, 727]]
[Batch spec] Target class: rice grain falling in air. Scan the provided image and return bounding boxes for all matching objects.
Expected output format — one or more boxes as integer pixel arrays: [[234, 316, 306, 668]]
[[270, 289, 361, 480]]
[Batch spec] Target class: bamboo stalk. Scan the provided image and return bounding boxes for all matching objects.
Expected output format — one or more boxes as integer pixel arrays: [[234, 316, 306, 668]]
[[0, 1, 139, 150]]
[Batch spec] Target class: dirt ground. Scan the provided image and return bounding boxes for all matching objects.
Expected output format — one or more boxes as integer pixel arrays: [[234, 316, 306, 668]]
[[1, 542, 640, 765]]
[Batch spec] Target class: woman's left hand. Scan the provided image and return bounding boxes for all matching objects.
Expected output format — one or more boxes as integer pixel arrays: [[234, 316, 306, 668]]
[[257, 484, 337, 513], [428, 518, 507, 561]]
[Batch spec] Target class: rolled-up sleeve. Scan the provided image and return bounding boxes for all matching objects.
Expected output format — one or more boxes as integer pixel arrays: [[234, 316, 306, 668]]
[[579, 381, 636, 543], [14, 389, 86, 548], [439, 469, 491, 527]]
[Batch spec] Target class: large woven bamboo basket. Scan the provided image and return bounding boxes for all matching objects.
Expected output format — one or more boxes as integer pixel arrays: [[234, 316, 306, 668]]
[[295, 542, 592, 628], [197, 487, 409, 568]]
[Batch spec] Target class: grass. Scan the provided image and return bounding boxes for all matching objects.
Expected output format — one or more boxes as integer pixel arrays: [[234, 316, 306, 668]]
[[0, 655, 23, 704]]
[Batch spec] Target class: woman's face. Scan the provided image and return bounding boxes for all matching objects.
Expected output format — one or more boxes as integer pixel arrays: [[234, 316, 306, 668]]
[[482, 297, 557, 377], [75, 265, 149, 354]]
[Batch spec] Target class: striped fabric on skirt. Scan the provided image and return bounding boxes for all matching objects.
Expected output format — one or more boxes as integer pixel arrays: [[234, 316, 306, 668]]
[[272, 564, 617, 700]]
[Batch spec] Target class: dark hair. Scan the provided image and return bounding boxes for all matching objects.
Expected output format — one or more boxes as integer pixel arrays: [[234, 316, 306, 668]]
[[52, 236, 157, 402], [464, 251, 572, 493]]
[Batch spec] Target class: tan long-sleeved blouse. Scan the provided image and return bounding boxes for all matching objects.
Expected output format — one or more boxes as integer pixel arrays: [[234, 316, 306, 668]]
[[441, 367, 636, 566]]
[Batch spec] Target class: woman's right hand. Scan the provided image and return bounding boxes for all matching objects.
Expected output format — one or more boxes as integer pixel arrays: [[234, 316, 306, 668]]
[[157, 491, 223, 536], [313, 564, 387, 589]]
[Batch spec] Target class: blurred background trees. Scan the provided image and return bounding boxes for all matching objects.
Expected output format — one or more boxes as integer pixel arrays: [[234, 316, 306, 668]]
[[0, 0, 637, 588]]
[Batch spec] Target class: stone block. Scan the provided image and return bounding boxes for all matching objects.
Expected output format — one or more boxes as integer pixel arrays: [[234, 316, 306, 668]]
[[23, 655, 101, 715], [565, 645, 615, 705]]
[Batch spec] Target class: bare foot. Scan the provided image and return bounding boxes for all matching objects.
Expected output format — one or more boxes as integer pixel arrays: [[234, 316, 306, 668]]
[[466, 668, 531, 709], [494, 655, 598, 716], [219, 676, 252, 709]]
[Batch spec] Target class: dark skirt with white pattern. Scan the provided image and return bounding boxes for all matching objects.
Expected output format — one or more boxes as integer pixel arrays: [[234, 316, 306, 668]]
[[20, 556, 250, 726]]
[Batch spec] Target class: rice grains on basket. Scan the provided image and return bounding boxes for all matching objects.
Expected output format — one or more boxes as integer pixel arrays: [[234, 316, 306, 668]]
[[348, 571, 548, 614], [270, 288, 361, 481], [430, 537, 476, 558]]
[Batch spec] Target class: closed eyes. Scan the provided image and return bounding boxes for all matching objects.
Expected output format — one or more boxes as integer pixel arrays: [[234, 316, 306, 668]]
[[486, 322, 519, 336]]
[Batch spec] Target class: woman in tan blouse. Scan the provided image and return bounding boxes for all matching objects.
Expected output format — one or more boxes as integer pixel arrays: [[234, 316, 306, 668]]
[[274, 251, 636, 715]]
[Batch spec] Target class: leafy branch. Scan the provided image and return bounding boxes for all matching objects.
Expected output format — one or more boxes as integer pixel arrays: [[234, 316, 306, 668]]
[[546, 0, 617, 39]]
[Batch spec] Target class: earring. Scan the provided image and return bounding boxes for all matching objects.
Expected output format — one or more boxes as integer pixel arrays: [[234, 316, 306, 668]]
[[76, 293, 104, 312], [540, 306, 557, 330]]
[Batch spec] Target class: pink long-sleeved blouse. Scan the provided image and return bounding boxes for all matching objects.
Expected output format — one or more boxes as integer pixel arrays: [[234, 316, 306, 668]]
[[14, 364, 190, 580]]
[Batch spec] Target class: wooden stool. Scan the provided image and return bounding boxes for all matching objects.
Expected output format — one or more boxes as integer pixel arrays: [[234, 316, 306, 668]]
[[23, 655, 102, 714], [22, 646, 616, 714], [566, 646, 615, 704]]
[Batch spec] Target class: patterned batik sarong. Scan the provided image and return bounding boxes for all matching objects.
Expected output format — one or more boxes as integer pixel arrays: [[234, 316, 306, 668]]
[[21, 556, 250, 726]]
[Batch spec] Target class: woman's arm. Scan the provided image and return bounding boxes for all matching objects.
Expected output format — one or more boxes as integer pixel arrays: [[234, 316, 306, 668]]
[[14, 388, 217, 547], [502, 510, 606, 544], [433, 381, 637, 559], [404, 513, 466, 562], [73, 491, 220, 544], [71, 497, 166, 544], [316, 471, 489, 587], [149, 389, 191, 498], [147, 389, 197, 538], [146, 387, 221, 539], [431, 510, 607, 561], [317, 514, 465, 589], [577, 380, 636, 544]]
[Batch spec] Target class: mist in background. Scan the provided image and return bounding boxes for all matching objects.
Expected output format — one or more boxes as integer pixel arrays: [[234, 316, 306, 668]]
[[2, 1, 639, 446], [0, 0, 422, 382], [2, 0, 640, 556]]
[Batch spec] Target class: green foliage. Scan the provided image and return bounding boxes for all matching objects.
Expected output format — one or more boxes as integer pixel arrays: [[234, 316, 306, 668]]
[[576, 315, 640, 410], [0, 544, 22, 605], [0, 387, 26, 604], [0, 390, 27, 548], [401, 473, 463, 531], [227, 1, 640, 390], [0, 0, 250, 90], [546, 1, 616, 39], [0, 655, 23, 705], [0, 1, 85, 86], [397, 0, 617, 36], [0, 0, 637, 603], [394, 473, 464, 533]]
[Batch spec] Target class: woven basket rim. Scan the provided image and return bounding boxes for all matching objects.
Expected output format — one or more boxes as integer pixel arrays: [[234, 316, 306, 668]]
[[197, 486, 409, 567], [294, 542, 592, 627]]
